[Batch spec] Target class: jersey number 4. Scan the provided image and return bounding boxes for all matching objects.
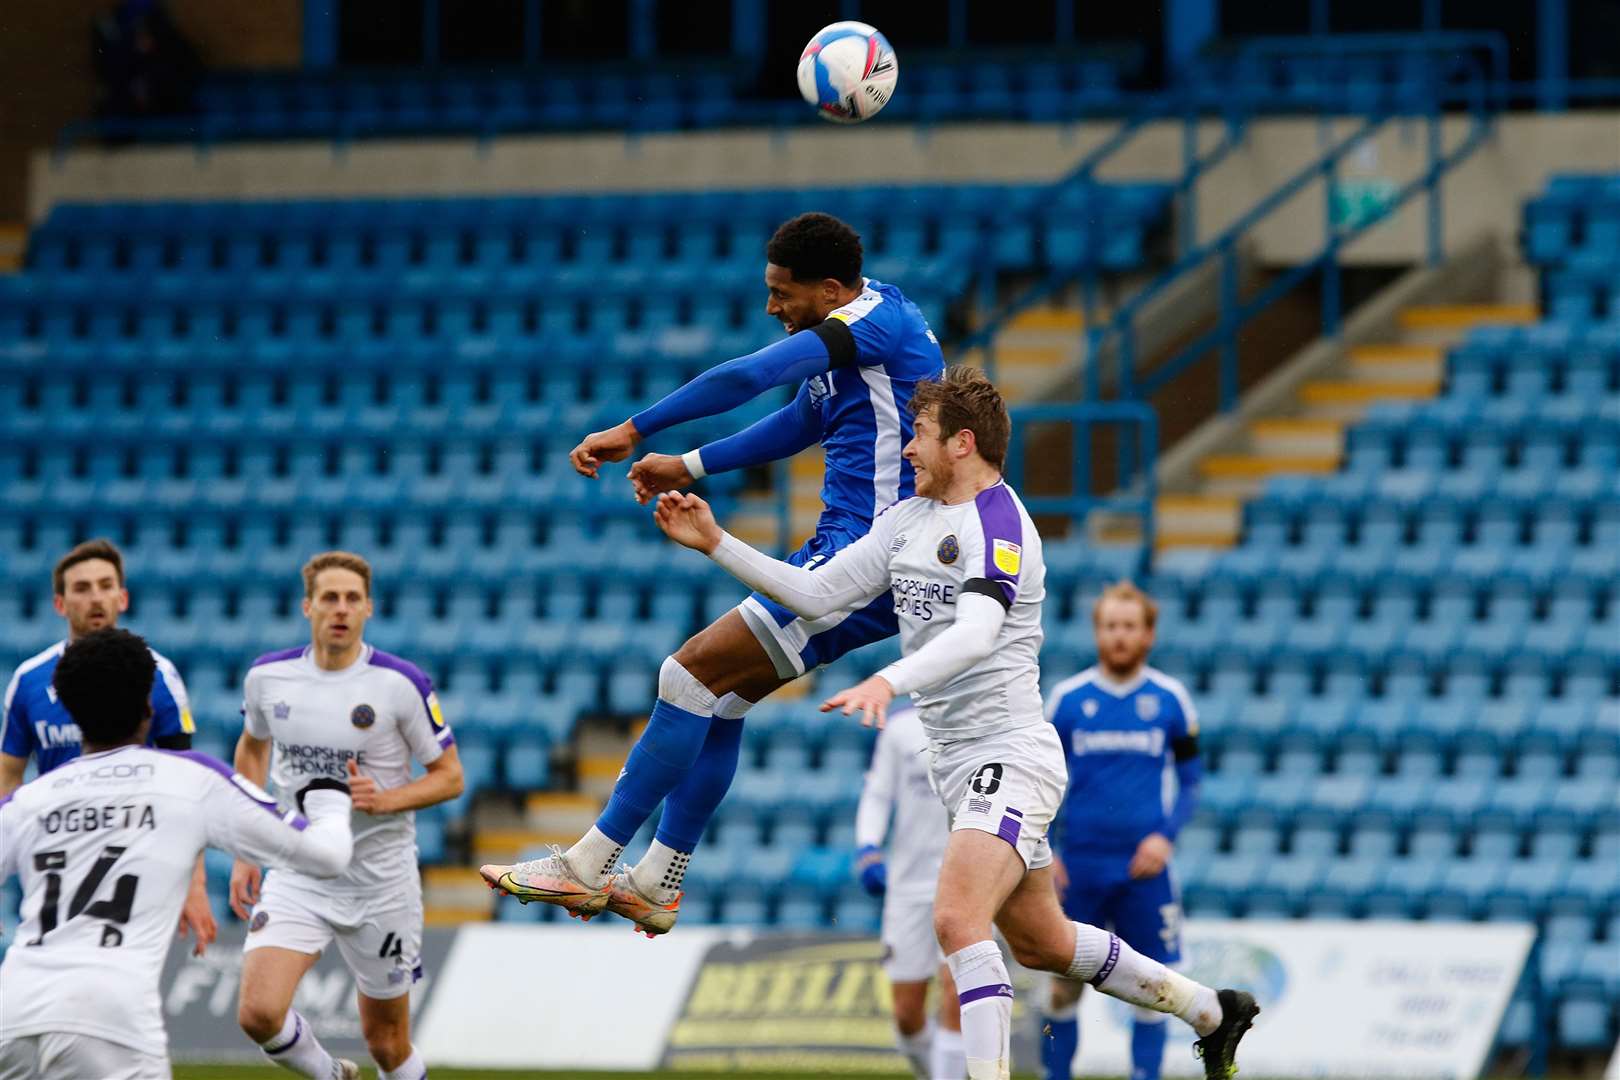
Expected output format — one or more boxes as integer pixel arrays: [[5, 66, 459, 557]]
[[28, 846, 140, 948]]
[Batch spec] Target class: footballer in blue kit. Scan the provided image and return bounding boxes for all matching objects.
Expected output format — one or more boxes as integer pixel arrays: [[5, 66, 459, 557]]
[[482, 212, 946, 934], [1040, 583, 1203, 1080], [0, 538, 215, 956]]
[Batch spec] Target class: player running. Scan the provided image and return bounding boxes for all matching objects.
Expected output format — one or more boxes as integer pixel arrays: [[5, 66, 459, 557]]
[[1039, 583, 1204, 1080], [482, 212, 944, 934], [230, 552, 463, 1080], [653, 367, 1257, 1080], [856, 703, 965, 1080], [0, 628, 356, 1080], [0, 538, 215, 956]]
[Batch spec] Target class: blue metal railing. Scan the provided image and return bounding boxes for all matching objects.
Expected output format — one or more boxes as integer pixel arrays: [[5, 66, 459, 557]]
[[1003, 401, 1159, 574], [1083, 33, 1505, 425]]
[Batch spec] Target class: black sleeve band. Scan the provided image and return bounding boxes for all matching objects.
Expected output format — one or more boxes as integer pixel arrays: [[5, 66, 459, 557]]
[[1172, 735, 1200, 762], [153, 733, 192, 751], [962, 577, 1012, 611], [296, 776, 352, 813], [811, 316, 858, 369]]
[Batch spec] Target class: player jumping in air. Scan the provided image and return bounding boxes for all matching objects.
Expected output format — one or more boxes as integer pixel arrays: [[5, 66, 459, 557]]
[[1040, 583, 1204, 1080], [481, 212, 944, 934], [0, 538, 215, 957], [856, 702, 966, 1080], [653, 367, 1257, 1080], [0, 628, 356, 1080], [230, 552, 463, 1080]]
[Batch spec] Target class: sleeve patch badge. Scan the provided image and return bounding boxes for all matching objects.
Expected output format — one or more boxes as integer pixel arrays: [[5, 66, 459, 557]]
[[992, 539, 1022, 576], [427, 692, 447, 731]]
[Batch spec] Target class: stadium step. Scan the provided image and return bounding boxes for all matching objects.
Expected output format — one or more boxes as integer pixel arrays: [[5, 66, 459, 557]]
[[1396, 303, 1538, 347], [522, 791, 602, 836], [0, 224, 23, 273], [1346, 344, 1445, 382], [1248, 418, 1345, 458], [1005, 306, 1085, 333], [1296, 378, 1439, 419], [1156, 494, 1242, 549], [423, 867, 494, 918], [576, 751, 628, 801], [1197, 454, 1340, 496]]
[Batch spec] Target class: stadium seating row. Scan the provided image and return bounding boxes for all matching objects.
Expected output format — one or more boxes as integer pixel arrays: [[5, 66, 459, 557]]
[[1522, 174, 1620, 264]]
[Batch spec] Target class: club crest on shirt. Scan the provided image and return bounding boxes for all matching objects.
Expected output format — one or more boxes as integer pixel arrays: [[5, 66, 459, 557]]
[[936, 534, 959, 564], [1135, 695, 1161, 722], [350, 704, 376, 729], [1082, 699, 1099, 718], [272, 701, 291, 720], [249, 910, 270, 933], [992, 539, 1021, 575]]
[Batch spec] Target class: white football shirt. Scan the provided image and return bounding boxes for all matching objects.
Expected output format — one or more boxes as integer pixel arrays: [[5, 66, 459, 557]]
[[242, 643, 452, 894], [717, 480, 1046, 740], [854, 706, 949, 900], [0, 746, 348, 1057]]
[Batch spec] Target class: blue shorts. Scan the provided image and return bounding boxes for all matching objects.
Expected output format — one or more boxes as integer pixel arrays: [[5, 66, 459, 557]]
[[1059, 850, 1183, 965], [737, 519, 899, 679]]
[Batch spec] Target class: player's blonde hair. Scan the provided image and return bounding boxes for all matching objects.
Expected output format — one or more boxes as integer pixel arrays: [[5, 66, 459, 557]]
[[1092, 580, 1157, 629], [301, 551, 373, 598]]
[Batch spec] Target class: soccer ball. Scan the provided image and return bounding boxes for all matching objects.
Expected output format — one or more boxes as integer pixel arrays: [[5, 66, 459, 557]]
[[797, 21, 898, 124]]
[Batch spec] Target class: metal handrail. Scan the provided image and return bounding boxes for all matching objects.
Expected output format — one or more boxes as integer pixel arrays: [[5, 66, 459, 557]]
[[1084, 35, 1505, 417]]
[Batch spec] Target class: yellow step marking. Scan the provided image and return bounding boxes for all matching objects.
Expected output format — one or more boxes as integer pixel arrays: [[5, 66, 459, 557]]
[[1157, 494, 1242, 513], [1006, 308, 1085, 332], [524, 792, 600, 814], [1299, 380, 1439, 403], [1199, 455, 1340, 478], [1397, 304, 1537, 329], [1156, 531, 1240, 550], [425, 906, 491, 925]]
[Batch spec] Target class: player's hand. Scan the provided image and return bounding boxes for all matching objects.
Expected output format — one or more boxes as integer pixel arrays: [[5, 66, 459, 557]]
[[228, 859, 262, 922], [855, 845, 888, 898], [178, 885, 218, 957], [1129, 833, 1173, 879], [821, 675, 896, 729], [569, 419, 640, 478], [1051, 853, 1069, 898], [652, 491, 723, 554], [628, 453, 695, 505], [346, 758, 389, 814]]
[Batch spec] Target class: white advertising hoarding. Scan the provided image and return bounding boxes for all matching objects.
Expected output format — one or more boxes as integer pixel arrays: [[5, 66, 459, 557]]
[[403, 919, 1534, 1076], [1056, 920, 1535, 1080]]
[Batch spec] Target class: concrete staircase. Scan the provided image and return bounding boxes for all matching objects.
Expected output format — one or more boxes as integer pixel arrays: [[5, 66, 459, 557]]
[[1157, 303, 1538, 548]]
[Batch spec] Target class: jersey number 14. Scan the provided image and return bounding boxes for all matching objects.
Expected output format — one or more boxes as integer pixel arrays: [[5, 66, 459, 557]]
[[28, 846, 140, 948]]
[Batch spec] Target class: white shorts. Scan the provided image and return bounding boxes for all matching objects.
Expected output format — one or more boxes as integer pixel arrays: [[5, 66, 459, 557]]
[[881, 894, 944, 983], [243, 870, 424, 1000], [929, 723, 1067, 871], [0, 1032, 168, 1080]]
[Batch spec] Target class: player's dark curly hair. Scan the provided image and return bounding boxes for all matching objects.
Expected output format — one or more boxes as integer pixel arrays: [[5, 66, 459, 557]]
[[766, 213, 863, 287], [54, 628, 156, 747]]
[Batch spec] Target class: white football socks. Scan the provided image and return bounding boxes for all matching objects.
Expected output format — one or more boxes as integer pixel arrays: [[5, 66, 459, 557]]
[[946, 940, 1013, 1080], [565, 825, 624, 889], [379, 1047, 427, 1080], [895, 1022, 934, 1080], [1066, 923, 1222, 1036], [633, 839, 692, 904], [258, 1010, 338, 1079], [932, 1025, 967, 1079]]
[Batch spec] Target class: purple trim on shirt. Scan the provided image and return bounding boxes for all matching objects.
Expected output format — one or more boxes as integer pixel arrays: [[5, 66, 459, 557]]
[[996, 814, 1022, 848], [436, 728, 456, 748], [169, 749, 302, 825], [1090, 934, 1122, 986], [1005, 806, 1023, 819], [368, 649, 435, 700], [958, 983, 1014, 1007], [250, 646, 306, 669], [973, 483, 1022, 606]]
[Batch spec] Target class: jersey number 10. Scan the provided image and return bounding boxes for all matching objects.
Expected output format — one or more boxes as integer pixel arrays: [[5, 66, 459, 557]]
[[28, 846, 140, 948]]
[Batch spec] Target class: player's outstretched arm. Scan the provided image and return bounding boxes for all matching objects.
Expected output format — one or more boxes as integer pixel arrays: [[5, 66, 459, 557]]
[[654, 491, 891, 618], [228, 731, 273, 919], [203, 767, 356, 883], [0, 752, 25, 800], [574, 332, 835, 480], [628, 384, 819, 505]]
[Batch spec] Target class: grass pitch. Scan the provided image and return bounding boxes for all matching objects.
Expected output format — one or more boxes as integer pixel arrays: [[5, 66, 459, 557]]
[[173, 1070, 1045, 1079]]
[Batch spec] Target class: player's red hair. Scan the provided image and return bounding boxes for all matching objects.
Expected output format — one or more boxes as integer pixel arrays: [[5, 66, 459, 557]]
[[1092, 581, 1158, 629]]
